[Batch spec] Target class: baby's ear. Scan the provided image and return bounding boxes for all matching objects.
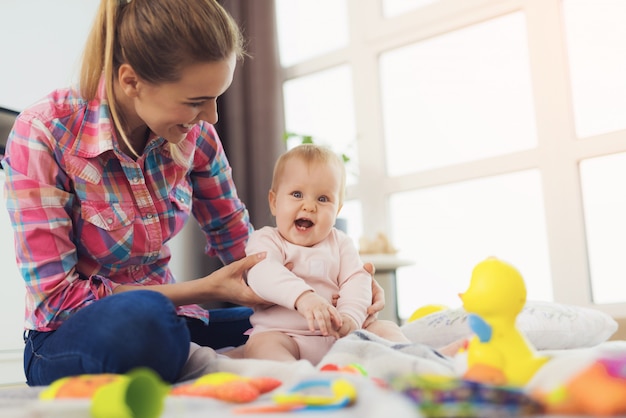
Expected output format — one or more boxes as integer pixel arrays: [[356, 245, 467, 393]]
[[268, 190, 277, 215]]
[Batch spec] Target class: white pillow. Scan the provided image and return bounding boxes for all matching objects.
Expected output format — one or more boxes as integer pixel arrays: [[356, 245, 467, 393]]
[[401, 300, 618, 350]]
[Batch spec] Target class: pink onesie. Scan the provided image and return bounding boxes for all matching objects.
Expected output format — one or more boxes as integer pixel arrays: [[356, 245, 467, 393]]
[[245, 226, 372, 364]]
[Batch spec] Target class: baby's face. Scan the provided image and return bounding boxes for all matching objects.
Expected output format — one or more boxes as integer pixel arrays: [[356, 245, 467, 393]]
[[269, 158, 342, 247]]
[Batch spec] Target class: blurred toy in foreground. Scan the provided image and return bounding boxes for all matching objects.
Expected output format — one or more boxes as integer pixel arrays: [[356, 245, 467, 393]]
[[235, 377, 357, 414], [407, 304, 449, 323], [533, 355, 626, 416], [393, 374, 543, 417], [39, 368, 168, 418], [459, 257, 548, 386], [170, 372, 281, 403], [320, 362, 388, 388]]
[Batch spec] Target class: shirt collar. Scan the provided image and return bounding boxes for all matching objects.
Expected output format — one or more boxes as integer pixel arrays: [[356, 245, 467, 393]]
[[68, 76, 115, 160]]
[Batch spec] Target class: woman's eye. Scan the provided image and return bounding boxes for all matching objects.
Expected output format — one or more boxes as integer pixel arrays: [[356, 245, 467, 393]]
[[187, 102, 204, 108]]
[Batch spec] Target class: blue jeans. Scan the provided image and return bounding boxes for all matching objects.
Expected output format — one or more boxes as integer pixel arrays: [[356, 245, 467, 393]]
[[23, 290, 253, 386]]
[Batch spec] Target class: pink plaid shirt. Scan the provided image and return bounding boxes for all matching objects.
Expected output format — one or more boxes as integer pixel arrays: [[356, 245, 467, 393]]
[[1, 80, 252, 331]]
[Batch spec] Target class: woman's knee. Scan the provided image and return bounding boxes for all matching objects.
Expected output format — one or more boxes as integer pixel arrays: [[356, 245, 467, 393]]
[[26, 291, 191, 384], [98, 291, 190, 380]]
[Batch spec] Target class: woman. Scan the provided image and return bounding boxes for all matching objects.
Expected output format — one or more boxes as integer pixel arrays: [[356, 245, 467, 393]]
[[3, 0, 386, 386]]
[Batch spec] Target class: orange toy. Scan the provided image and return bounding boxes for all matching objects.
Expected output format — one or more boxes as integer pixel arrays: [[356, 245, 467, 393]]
[[535, 358, 626, 416], [39, 368, 168, 418], [170, 372, 282, 403]]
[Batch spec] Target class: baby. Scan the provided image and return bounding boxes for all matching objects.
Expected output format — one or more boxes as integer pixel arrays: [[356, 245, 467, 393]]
[[243, 144, 375, 364]]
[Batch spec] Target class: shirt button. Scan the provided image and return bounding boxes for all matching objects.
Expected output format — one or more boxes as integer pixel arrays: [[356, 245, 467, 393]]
[[133, 177, 140, 183], [106, 218, 114, 225], [147, 213, 153, 219]]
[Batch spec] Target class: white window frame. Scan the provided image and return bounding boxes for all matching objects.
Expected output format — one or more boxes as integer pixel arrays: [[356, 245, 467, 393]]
[[279, 0, 626, 318]]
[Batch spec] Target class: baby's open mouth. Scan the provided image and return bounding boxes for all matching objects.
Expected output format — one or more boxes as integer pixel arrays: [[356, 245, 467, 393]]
[[295, 218, 314, 230]]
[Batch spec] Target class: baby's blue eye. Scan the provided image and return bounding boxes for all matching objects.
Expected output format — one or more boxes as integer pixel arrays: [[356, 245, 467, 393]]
[[318, 196, 329, 203], [292, 191, 302, 198]]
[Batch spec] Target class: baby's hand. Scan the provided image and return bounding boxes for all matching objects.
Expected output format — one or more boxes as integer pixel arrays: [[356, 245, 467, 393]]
[[295, 291, 342, 337], [337, 314, 359, 338]]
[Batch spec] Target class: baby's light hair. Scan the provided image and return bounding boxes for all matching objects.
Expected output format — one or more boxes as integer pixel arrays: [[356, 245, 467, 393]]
[[272, 144, 346, 206]]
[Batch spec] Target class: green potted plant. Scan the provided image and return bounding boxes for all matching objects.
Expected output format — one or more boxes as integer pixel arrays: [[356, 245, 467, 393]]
[[283, 132, 350, 164]]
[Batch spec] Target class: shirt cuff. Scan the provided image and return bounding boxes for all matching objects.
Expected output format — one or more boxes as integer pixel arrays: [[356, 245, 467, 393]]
[[89, 274, 118, 299]]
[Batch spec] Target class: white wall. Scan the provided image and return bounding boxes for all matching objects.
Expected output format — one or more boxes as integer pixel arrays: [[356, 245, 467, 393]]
[[0, 0, 197, 283], [0, 0, 99, 111]]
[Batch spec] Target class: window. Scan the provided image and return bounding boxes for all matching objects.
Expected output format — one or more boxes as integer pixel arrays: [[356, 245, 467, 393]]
[[580, 153, 626, 304], [563, 0, 626, 138], [380, 12, 536, 175], [382, 0, 439, 18], [275, 0, 349, 67], [390, 170, 551, 317], [276, 0, 626, 320], [282, 65, 359, 186]]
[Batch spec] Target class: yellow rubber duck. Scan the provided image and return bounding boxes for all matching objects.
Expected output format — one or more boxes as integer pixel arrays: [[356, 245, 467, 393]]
[[459, 257, 548, 387]]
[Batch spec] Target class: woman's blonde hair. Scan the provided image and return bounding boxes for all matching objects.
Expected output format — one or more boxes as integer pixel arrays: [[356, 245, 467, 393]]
[[271, 144, 346, 206], [80, 0, 244, 164]]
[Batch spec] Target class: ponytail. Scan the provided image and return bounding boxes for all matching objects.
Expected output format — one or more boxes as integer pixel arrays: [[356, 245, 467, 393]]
[[79, 0, 244, 163], [80, 0, 141, 158]]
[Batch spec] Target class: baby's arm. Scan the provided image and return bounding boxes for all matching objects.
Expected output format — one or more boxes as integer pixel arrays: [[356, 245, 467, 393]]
[[245, 228, 314, 308], [295, 291, 343, 338], [334, 232, 373, 333]]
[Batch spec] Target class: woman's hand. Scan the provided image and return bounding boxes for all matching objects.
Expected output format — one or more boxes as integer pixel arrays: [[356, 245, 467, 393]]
[[363, 262, 385, 328], [117, 252, 270, 307], [205, 252, 270, 307]]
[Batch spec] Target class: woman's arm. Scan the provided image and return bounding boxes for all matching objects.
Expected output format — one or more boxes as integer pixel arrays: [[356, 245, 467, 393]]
[[3, 111, 104, 331], [113, 252, 268, 307], [364, 263, 385, 328], [189, 123, 253, 265]]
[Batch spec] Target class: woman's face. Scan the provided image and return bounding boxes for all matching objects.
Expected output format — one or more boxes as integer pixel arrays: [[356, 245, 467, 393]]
[[125, 53, 236, 144]]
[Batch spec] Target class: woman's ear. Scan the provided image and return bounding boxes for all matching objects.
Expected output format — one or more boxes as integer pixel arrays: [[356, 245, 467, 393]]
[[117, 64, 140, 97]]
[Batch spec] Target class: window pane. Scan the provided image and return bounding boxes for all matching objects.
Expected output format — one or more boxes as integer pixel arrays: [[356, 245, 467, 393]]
[[580, 153, 626, 304], [275, 0, 349, 67], [338, 199, 363, 248], [382, 0, 438, 17], [389, 170, 552, 320], [380, 13, 537, 176], [283, 66, 359, 186], [563, 0, 626, 138]]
